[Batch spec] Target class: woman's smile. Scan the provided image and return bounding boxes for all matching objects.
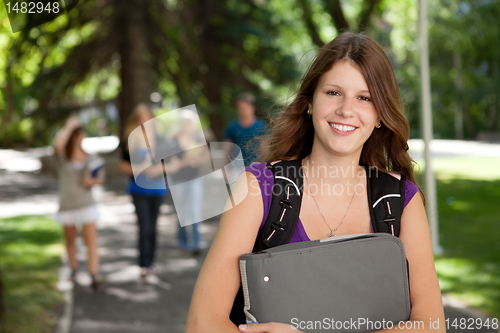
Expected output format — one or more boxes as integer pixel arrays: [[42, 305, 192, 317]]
[[329, 122, 358, 135]]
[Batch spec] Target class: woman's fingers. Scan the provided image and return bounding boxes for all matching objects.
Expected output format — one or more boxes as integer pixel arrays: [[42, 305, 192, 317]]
[[239, 322, 299, 333], [239, 323, 268, 332]]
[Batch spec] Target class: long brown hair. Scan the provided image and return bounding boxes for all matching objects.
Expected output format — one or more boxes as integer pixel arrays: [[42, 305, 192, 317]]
[[122, 103, 154, 152], [123, 103, 152, 141], [261, 32, 421, 196], [65, 127, 85, 160]]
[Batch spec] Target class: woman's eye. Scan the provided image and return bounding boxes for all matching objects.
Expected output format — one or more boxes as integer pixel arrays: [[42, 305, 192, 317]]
[[359, 96, 371, 102], [327, 91, 340, 96]]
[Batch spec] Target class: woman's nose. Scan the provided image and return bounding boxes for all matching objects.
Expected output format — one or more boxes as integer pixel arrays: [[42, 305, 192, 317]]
[[336, 99, 355, 117]]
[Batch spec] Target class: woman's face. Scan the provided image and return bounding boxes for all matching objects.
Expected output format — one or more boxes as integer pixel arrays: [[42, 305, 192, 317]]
[[308, 60, 380, 159]]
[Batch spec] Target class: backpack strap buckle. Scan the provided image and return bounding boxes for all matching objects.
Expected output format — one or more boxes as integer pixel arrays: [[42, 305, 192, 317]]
[[263, 221, 286, 247], [257, 160, 304, 250], [265, 198, 292, 244], [271, 221, 285, 231], [383, 200, 396, 236], [279, 200, 292, 210]]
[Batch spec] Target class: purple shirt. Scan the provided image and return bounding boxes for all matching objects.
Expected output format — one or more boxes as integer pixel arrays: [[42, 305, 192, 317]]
[[245, 162, 420, 244]]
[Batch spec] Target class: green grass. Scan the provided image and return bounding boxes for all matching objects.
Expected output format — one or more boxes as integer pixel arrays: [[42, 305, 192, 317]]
[[415, 156, 500, 318], [0, 215, 64, 333]]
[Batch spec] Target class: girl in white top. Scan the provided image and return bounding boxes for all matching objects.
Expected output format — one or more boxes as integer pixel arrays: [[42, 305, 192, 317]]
[[53, 117, 104, 291]]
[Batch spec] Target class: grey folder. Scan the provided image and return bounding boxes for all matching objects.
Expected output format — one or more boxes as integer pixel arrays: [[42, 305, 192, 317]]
[[239, 233, 411, 332]]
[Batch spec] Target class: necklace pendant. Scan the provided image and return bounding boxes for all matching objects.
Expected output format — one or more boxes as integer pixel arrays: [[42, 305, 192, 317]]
[[328, 232, 335, 237]]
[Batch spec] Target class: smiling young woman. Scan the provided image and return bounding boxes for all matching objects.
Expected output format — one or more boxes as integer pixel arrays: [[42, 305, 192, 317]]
[[186, 32, 444, 333]]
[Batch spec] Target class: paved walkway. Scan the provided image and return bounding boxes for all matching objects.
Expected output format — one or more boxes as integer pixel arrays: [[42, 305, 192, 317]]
[[0, 148, 498, 332]]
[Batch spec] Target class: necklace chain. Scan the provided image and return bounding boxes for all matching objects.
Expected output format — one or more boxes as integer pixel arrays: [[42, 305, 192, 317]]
[[302, 158, 361, 237]]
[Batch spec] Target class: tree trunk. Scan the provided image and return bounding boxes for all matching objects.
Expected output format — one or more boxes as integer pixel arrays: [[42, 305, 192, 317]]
[[454, 52, 475, 138], [462, 103, 476, 139], [0, 267, 5, 321], [5, 68, 14, 125], [115, 0, 153, 140], [359, 0, 381, 31], [452, 52, 475, 138], [199, 0, 225, 141], [452, 52, 464, 139], [298, 0, 325, 47], [492, 59, 500, 130]]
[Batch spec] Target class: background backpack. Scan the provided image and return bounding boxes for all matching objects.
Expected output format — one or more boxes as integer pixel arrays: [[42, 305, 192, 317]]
[[230, 159, 407, 325]]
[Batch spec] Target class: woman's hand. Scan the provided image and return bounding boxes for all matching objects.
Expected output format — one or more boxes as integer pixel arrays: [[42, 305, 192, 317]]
[[182, 150, 200, 167], [64, 117, 81, 130], [239, 322, 304, 333], [180, 145, 208, 168], [94, 176, 105, 185], [144, 162, 165, 179], [81, 175, 104, 188], [164, 156, 181, 174], [143, 156, 181, 178], [81, 176, 95, 188], [54, 117, 82, 156]]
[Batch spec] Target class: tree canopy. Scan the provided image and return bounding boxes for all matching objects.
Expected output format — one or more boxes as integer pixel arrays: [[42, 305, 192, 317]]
[[0, 0, 499, 147]]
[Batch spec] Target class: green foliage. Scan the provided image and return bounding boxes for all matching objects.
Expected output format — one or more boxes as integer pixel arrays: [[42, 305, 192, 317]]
[[1, 0, 500, 146], [0, 215, 64, 333], [394, 0, 500, 139]]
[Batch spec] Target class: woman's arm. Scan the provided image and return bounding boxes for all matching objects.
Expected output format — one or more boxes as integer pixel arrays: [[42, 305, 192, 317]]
[[121, 156, 180, 178], [374, 193, 446, 333], [186, 171, 265, 333], [82, 168, 106, 187], [196, 145, 210, 165], [163, 155, 181, 174], [120, 160, 133, 176], [81, 176, 105, 188], [53, 117, 81, 157]]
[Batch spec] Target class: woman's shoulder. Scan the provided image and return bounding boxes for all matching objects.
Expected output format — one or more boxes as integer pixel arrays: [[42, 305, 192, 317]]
[[403, 178, 419, 207], [386, 172, 419, 208], [244, 162, 272, 179], [255, 118, 268, 127], [242, 162, 275, 230], [243, 162, 274, 200]]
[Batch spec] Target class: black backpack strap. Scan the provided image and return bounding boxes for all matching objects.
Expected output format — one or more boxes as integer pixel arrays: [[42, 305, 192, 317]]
[[231, 159, 303, 325], [366, 166, 406, 237], [253, 159, 303, 252]]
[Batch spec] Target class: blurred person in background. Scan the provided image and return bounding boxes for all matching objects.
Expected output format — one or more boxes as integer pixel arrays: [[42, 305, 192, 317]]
[[120, 104, 180, 279], [53, 117, 104, 292], [169, 110, 209, 257], [223, 93, 269, 168]]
